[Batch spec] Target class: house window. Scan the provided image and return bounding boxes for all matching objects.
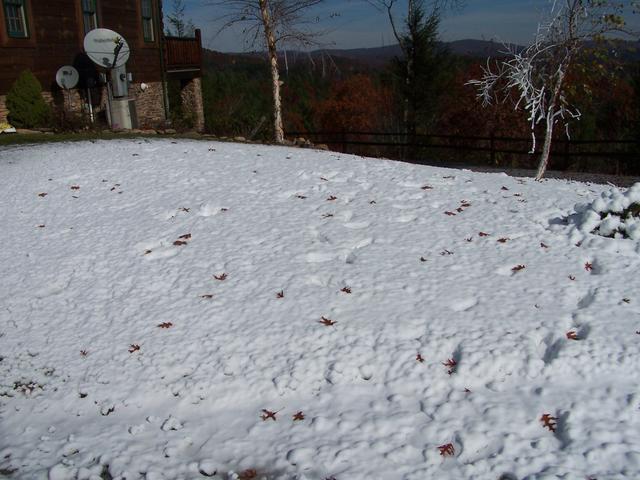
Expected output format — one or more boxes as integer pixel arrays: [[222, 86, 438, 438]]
[[141, 0, 154, 42], [3, 0, 29, 38], [81, 0, 98, 35]]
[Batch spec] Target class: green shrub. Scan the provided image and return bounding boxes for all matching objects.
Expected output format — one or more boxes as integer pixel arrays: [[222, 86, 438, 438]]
[[6, 70, 51, 128]]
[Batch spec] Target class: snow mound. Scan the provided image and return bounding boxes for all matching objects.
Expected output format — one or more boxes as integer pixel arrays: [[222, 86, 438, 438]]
[[569, 183, 640, 240]]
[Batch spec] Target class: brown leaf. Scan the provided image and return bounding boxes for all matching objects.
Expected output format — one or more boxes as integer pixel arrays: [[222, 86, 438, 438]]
[[144, 250, 152, 255], [70, 185, 80, 190], [444, 211, 456, 216], [566, 330, 578, 340], [260, 409, 277, 421], [80, 350, 88, 357], [540, 413, 557, 432], [239, 469, 257, 480], [128, 344, 140, 353], [340, 286, 352, 294], [443, 358, 457, 375], [178, 233, 191, 240], [438, 443, 455, 457], [296, 195, 307, 199], [158, 322, 173, 329], [37, 224, 45, 228], [293, 411, 305, 421], [38, 192, 47, 197], [173, 240, 188, 246], [322, 213, 334, 218], [497, 238, 509, 243], [276, 290, 284, 299], [416, 354, 425, 363], [478, 232, 490, 237], [320, 177, 328, 181], [200, 294, 214, 299], [420, 256, 427, 262], [369, 200, 376, 204], [214, 273, 227, 281], [511, 265, 526, 272], [327, 195, 337, 201], [179, 207, 190, 212], [319, 316, 336, 326], [440, 249, 454, 256], [421, 185, 433, 190], [584, 262, 593, 272], [220, 208, 228, 212], [501, 186, 509, 191], [622, 298, 630, 304], [568, 275, 576, 281], [540, 242, 549, 249]]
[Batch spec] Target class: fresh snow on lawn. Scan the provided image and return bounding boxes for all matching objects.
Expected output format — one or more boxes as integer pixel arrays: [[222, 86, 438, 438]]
[[1, 139, 639, 480]]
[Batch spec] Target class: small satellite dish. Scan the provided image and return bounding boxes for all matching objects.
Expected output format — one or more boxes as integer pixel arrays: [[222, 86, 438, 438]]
[[84, 28, 130, 69], [55, 66, 79, 90]]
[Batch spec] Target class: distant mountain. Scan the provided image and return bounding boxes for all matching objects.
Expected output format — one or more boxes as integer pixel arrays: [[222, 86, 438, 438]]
[[204, 39, 640, 71]]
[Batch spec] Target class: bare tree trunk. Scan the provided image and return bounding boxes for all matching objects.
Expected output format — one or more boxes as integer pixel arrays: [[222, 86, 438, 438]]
[[536, 114, 555, 181], [535, 69, 566, 181], [259, 0, 285, 144]]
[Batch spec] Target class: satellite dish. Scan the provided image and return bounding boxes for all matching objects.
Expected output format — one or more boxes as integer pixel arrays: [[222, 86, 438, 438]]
[[55, 66, 79, 90], [83, 28, 130, 69]]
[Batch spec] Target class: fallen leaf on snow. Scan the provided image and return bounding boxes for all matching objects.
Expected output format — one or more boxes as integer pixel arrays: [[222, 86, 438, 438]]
[[438, 443, 455, 457], [260, 410, 277, 421], [540, 413, 557, 432], [319, 316, 336, 326]]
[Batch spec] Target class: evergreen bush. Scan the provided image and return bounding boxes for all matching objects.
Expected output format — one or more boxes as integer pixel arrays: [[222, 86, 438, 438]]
[[6, 70, 51, 128]]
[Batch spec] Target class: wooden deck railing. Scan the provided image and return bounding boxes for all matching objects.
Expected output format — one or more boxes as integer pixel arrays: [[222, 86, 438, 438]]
[[164, 29, 203, 73]]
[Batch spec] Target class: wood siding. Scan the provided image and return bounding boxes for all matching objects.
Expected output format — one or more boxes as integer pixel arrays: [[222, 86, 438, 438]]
[[0, 0, 163, 94]]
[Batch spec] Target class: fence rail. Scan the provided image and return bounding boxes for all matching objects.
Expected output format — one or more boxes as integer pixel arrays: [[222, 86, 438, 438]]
[[288, 131, 640, 174]]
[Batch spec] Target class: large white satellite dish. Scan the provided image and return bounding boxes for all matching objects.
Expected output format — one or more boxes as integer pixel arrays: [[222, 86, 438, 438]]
[[55, 66, 79, 90], [83, 28, 130, 69]]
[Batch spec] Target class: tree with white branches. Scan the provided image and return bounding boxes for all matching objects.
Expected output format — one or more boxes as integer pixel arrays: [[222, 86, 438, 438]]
[[468, 0, 638, 180], [209, 0, 326, 144]]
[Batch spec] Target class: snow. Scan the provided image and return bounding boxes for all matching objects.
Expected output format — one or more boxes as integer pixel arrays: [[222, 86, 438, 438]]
[[0, 139, 639, 480], [569, 183, 640, 242]]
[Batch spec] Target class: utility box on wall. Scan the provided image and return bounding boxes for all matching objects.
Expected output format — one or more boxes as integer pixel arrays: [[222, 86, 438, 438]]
[[111, 98, 132, 130]]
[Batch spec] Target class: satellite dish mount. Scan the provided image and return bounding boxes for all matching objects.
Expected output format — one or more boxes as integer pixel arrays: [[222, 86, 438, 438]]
[[83, 29, 133, 129]]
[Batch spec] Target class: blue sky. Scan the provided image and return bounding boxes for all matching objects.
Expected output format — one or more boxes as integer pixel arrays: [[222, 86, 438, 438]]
[[165, 0, 634, 52]]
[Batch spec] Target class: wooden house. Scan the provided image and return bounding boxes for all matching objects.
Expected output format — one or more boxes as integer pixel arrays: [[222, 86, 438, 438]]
[[0, 0, 204, 130]]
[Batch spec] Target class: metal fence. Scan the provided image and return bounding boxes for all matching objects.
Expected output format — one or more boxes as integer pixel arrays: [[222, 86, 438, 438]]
[[289, 131, 640, 175]]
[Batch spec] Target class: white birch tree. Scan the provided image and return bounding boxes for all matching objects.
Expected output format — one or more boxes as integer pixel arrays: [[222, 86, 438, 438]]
[[468, 0, 638, 180], [209, 0, 325, 144]]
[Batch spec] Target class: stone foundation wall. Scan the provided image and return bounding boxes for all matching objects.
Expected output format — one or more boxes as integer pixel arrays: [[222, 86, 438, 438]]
[[2, 82, 174, 130], [131, 81, 166, 129], [180, 77, 205, 132]]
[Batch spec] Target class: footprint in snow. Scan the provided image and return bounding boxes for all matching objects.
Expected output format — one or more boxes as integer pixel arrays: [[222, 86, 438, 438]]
[[448, 297, 479, 312]]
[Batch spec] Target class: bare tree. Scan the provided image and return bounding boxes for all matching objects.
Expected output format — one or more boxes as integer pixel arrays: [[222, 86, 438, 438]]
[[468, 0, 638, 180], [166, 0, 196, 37], [209, 0, 325, 144]]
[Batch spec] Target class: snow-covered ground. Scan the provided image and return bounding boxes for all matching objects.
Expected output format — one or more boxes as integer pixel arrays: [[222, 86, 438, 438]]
[[1, 139, 639, 480]]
